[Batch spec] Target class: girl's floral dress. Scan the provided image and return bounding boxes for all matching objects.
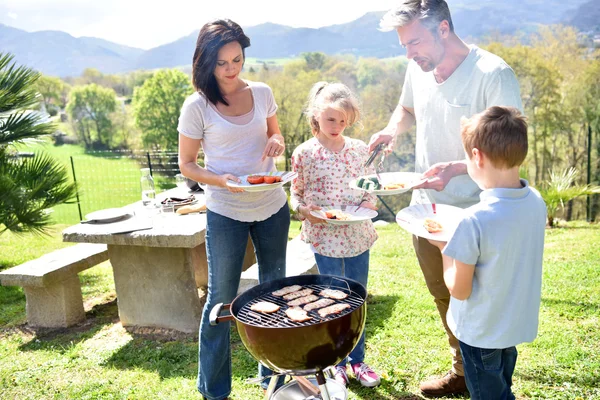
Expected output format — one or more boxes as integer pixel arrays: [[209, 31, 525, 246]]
[[290, 137, 378, 257]]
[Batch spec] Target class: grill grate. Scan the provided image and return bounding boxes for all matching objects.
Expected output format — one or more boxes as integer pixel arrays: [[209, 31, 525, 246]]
[[237, 284, 364, 328]]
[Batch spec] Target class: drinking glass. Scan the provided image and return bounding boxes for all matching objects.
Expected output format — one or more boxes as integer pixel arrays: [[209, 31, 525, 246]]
[[159, 200, 175, 227], [176, 173, 187, 189]]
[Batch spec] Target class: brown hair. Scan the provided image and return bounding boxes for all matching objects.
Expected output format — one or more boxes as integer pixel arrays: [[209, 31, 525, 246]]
[[304, 81, 360, 135], [461, 106, 528, 169], [192, 19, 250, 106]]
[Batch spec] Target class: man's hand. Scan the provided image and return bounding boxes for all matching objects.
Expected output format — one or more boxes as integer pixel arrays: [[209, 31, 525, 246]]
[[367, 129, 395, 153], [413, 161, 467, 192]]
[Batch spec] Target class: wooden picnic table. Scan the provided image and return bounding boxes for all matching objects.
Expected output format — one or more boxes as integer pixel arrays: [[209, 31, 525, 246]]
[[62, 187, 254, 334]]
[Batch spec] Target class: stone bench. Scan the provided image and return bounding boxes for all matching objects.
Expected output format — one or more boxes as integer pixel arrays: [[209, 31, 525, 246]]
[[237, 235, 318, 295], [0, 243, 109, 328]]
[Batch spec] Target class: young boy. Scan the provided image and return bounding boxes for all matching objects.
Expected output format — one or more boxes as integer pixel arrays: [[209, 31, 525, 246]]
[[428, 106, 546, 400]]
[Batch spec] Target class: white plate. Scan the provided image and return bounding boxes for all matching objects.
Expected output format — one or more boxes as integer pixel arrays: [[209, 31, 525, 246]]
[[84, 208, 131, 223], [396, 204, 465, 241], [310, 206, 378, 225], [226, 171, 297, 192], [350, 172, 424, 195]]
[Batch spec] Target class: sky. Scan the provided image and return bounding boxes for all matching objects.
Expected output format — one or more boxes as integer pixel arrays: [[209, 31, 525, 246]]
[[0, 0, 399, 50]]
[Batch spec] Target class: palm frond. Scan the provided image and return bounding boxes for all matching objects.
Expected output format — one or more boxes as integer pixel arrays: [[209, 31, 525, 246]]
[[0, 153, 76, 235], [0, 53, 41, 113], [0, 110, 55, 146]]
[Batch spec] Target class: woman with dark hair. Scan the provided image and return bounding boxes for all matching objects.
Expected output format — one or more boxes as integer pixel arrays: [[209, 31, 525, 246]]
[[178, 19, 289, 400]]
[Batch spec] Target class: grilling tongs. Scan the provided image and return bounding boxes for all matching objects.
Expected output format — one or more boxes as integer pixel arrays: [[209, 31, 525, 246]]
[[364, 143, 385, 168]]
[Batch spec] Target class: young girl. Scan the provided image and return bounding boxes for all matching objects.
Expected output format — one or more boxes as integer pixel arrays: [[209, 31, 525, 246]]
[[290, 82, 380, 388]]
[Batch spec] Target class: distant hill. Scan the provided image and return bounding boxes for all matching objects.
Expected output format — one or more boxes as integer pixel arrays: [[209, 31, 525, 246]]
[[0, 0, 592, 77], [0, 24, 140, 77], [565, 0, 600, 33]]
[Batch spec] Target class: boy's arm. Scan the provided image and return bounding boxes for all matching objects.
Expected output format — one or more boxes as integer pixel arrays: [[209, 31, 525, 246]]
[[440, 253, 475, 301], [429, 239, 475, 301]]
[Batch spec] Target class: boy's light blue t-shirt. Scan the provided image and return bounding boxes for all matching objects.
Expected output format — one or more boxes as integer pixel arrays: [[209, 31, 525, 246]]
[[443, 180, 546, 349]]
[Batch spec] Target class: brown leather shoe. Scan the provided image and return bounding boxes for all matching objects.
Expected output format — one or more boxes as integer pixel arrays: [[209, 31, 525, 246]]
[[420, 371, 468, 397]]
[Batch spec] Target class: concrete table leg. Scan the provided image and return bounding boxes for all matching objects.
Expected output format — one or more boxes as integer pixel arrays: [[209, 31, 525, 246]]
[[108, 245, 203, 333], [24, 275, 85, 328], [192, 236, 256, 288]]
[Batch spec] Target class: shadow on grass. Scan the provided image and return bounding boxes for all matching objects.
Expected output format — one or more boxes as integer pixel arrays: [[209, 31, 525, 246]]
[[518, 368, 599, 395], [102, 335, 198, 380], [364, 294, 402, 339], [17, 299, 119, 353], [541, 297, 599, 316], [349, 379, 421, 399]]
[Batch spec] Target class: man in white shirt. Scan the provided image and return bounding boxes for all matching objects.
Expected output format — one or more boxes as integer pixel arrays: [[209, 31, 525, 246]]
[[368, 1, 523, 396]]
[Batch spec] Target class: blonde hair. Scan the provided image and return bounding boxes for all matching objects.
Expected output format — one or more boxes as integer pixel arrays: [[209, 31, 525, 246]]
[[304, 82, 360, 135], [461, 106, 528, 169]]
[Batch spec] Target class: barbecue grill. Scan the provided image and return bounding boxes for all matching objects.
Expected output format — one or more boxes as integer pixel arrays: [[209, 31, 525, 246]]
[[210, 274, 367, 399]]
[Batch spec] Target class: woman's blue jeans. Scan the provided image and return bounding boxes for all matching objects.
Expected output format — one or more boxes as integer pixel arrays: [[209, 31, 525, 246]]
[[197, 204, 290, 400], [459, 341, 518, 400], [314, 250, 369, 367]]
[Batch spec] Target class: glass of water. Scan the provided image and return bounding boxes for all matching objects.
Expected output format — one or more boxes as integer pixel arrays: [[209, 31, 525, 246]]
[[159, 200, 175, 228], [176, 173, 187, 189]]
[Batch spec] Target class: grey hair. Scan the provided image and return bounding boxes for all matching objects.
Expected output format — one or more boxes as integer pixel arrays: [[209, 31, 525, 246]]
[[304, 81, 360, 134], [379, 0, 454, 34]]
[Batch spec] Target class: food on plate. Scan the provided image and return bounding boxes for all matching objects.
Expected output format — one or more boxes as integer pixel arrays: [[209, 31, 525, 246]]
[[423, 217, 444, 233], [272, 285, 303, 297], [317, 303, 351, 317], [285, 306, 312, 322], [263, 175, 282, 184], [287, 294, 319, 307], [176, 201, 207, 215], [325, 209, 351, 221], [247, 175, 265, 184], [283, 288, 313, 300], [384, 182, 406, 190], [303, 298, 335, 311], [250, 301, 280, 314], [319, 288, 349, 300], [356, 176, 382, 190]]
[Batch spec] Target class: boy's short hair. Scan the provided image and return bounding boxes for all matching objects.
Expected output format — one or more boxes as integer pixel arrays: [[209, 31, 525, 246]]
[[461, 106, 528, 169]]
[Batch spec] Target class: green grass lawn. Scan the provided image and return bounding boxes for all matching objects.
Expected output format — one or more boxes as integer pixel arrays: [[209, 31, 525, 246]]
[[1, 222, 599, 399]]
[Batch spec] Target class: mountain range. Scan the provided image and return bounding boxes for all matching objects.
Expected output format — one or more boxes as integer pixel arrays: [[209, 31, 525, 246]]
[[0, 0, 597, 77]]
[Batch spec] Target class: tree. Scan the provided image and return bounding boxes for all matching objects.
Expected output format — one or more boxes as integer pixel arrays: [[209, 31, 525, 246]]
[[132, 69, 193, 150], [0, 52, 77, 235], [538, 168, 600, 227], [34, 75, 70, 113], [66, 83, 118, 149], [302, 52, 327, 71]]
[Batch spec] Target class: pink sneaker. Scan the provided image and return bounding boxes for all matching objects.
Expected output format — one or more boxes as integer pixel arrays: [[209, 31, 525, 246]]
[[333, 366, 349, 388], [351, 362, 381, 388]]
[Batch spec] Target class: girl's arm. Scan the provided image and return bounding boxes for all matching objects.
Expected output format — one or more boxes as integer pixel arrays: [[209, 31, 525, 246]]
[[178, 134, 244, 193], [262, 114, 285, 161], [290, 150, 324, 224]]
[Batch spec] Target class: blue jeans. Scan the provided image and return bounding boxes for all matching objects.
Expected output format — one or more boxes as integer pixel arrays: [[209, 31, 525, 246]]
[[459, 341, 518, 400], [314, 250, 369, 367], [197, 204, 290, 400]]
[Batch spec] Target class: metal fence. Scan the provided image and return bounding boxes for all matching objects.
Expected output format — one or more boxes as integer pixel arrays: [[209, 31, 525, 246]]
[[51, 150, 183, 224], [50, 150, 290, 225]]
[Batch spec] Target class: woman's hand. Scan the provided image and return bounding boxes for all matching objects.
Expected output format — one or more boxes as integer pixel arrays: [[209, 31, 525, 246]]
[[262, 133, 285, 161], [299, 204, 326, 224], [218, 174, 246, 193]]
